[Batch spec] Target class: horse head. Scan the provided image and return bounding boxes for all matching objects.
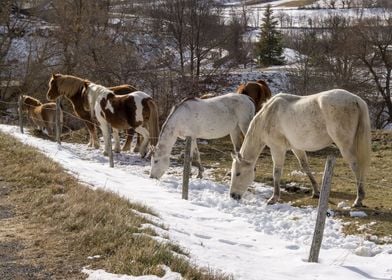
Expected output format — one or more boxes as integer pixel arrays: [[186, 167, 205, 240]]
[[47, 73, 61, 101], [21, 95, 42, 111], [149, 147, 170, 179], [229, 152, 255, 200]]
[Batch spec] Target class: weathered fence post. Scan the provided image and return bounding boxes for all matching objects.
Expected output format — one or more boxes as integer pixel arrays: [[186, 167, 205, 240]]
[[182, 137, 192, 200], [107, 123, 114, 168], [308, 155, 336, 263], [18, 95, 24, 134], [55, 97, 62, 144]]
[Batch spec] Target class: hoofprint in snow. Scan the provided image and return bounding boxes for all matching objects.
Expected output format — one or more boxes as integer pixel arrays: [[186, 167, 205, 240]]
[[1, 125, 391, 280]]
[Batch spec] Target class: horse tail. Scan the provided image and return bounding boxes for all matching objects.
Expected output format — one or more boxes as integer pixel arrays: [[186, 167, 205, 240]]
[[355, 99, 371, 182], [147, 98, 159, 147]]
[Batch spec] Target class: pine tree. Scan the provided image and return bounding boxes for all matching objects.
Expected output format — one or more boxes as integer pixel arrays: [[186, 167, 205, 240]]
[[256, 4, 285, 66]]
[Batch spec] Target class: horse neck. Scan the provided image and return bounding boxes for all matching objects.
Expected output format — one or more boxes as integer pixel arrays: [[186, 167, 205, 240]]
[[87, 84, 108, 113], [156, 120, 178, 158], [240, 118, 266, 164]]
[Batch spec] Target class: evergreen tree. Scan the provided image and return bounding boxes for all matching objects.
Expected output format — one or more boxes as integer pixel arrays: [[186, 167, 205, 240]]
[[256, 5, 285, 66]]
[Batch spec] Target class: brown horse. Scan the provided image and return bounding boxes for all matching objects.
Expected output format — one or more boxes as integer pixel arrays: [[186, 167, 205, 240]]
[[237, 80, 272, 112], [46, 74, 138, 150], [47, 74, 159, 157], [20, 95, 62, 137]]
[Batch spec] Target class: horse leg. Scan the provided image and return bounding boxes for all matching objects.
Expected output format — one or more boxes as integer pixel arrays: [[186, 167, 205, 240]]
[[230, 126, 244, 152], [134, 134, 142, 153], [122, 129, 134, 151], [338, 146, 365, 208], [86, 122, 99, 149], [112, 128, 121, 153], [268, 147, 286, 205], [191, 138, 204, 179], [134, 126, 149, 158], [292, 149, 320, 198], [99, 121, 110, 156]]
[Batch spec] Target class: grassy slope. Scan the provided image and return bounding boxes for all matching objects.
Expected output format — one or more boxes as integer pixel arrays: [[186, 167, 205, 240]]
[[0, 132, 231, 280]]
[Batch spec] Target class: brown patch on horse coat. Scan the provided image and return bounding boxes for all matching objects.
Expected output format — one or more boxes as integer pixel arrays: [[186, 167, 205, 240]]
[[237, 80, 272, 112], [100, 94, 142, 130]]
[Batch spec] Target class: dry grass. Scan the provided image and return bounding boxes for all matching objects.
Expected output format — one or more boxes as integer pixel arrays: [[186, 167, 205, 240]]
[[0, 132, 232, 279], [197, 131, 392, 242]]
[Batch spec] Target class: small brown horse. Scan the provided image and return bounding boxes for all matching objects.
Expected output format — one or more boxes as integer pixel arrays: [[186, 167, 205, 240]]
[[20, 95, 62, 136], [46, 74, 138, 150], [236, 80, 272, 112]]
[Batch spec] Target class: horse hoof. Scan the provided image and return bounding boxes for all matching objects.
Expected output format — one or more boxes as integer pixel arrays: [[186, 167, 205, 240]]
[[267, 197, 278, 205], [103, 152, 108, 157], [114, 149, 121, 154], [197, 174, 203, 179], [352, 202, 366, 208], [312, 193, 320, 199]]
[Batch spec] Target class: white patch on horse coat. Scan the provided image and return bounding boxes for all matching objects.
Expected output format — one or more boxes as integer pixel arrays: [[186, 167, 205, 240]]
[[105, 100, 114, 113], [130, 91, 150, 122]]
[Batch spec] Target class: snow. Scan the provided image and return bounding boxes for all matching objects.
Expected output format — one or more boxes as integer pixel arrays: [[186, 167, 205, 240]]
[[83, 265, 182, 280], [1, 124, 392, 280]]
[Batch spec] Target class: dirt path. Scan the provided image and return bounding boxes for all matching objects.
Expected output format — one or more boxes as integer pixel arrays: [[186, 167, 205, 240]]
[[0, 178, 85, 280]]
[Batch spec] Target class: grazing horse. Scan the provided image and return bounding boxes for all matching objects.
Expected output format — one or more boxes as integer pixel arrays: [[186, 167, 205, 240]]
[[230, 89, 371, 207], [20, 95, 62, 137], [46, 74, 138, 149], [84, 82, 159, 157], [236, 80, 272, 112], [150, 93, 255, 179]]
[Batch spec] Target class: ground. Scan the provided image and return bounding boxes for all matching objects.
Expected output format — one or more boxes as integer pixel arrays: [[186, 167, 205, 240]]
[[0, 180, 85, 279]]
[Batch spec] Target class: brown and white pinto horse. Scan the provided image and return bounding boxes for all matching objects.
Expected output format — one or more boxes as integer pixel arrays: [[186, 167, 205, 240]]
[[46, 74, 139, 150], [20, 95, 62, 137], [84, 83, 159, 157], [236, 80, 272, 112]]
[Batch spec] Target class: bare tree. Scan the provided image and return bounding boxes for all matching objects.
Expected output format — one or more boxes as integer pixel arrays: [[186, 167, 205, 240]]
[[352, 14, 392, 128]]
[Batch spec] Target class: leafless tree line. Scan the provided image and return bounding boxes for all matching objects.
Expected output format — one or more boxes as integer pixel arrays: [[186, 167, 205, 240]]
[[285, 11, 392, 128]]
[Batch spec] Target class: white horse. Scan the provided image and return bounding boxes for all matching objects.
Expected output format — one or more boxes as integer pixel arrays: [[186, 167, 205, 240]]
[[230, 89, 371, 207], [150, 93, 255, 179], [85, 83, 159, 157]]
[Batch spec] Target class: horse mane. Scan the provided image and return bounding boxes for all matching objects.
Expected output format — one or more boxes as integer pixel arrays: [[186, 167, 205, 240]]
[[53, 74, 89, 98], [22, 95, 42, 108], [200, 93, 217, 99], [160, 97, 198, 137]]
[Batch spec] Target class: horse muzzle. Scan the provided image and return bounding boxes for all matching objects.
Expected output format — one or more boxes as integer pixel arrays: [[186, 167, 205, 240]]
[[230, 192, 242, 200]]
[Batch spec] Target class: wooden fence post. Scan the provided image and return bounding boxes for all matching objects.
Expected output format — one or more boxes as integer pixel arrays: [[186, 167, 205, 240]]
[[308, 155, 336, 263], [55, 97, 62, 144], [182, 137, 192, 200], [18, 95, 24, 134], [107, 123, 114, 168]]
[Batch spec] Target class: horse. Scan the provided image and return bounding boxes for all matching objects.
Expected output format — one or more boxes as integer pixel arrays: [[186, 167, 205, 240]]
[[46, 74, 139, 150], [150, 93, 255, 179], [83, 82, 159, 157], [236, 80, 272, 112], [230, 89, 371, 208], [20, 95, 62, 137]]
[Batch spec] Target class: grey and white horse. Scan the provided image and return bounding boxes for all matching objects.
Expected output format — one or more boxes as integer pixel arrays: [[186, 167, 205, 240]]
[[230, 89, 371, 207], [150, 93, 255, 179]]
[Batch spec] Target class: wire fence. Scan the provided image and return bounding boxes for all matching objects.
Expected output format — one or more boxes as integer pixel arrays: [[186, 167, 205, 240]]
[[0, 97, 390, 189]]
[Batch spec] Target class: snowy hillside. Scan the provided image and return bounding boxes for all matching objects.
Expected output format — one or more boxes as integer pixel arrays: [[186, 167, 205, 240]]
[[1, 124, 391, 280]]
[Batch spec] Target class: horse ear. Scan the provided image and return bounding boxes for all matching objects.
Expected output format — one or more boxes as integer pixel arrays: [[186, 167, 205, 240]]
[[231, 152, 242, 162]]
